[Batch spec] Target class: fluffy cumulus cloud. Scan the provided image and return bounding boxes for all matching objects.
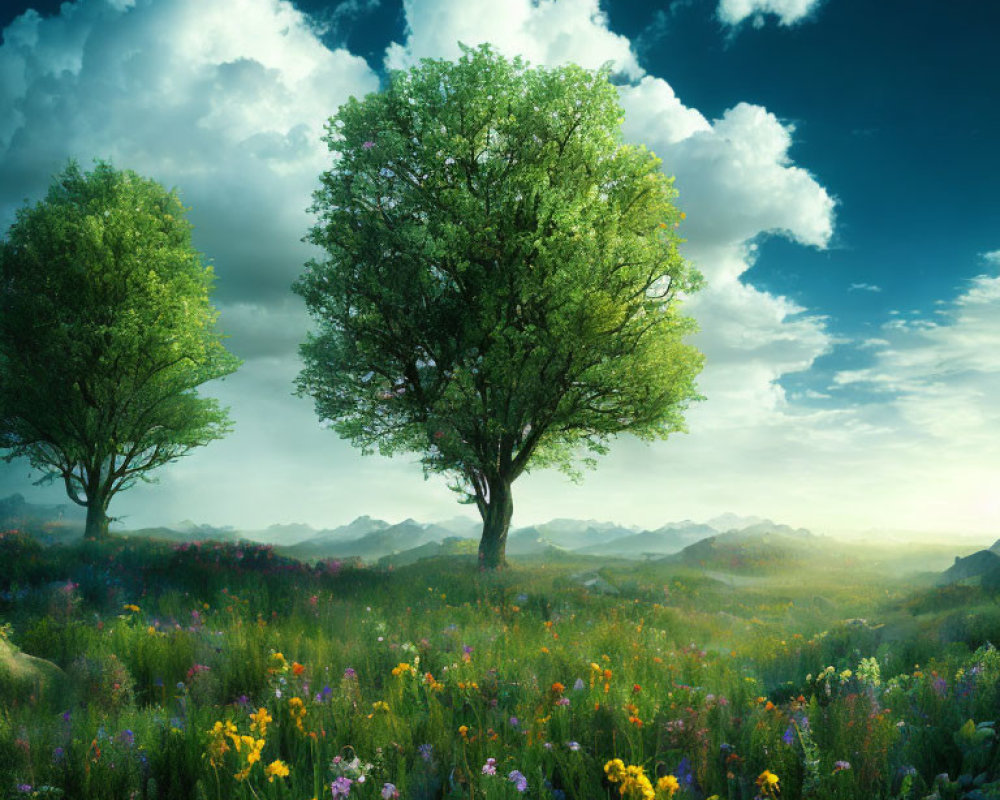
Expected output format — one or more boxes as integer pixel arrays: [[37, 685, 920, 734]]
[[385, 0, 642, 78], [0, 0, 378, 313], [717, 0, 823, 27]]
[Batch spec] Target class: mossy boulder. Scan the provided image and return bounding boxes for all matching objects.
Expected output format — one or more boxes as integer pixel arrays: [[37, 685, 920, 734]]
[[0, 637, 67, 708]]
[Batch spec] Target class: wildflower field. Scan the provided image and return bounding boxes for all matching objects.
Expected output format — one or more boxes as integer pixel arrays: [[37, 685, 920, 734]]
[[2, 530, 1000, 800]]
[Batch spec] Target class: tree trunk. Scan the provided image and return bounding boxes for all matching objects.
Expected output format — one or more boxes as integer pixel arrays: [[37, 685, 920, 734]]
[[84, 497, 110, 540], [478, 475, 513, 569]]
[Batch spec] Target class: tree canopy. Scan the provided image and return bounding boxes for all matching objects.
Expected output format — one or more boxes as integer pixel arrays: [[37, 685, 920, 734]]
[[0, 161, 240, 539], [296, 45, 704, 567]]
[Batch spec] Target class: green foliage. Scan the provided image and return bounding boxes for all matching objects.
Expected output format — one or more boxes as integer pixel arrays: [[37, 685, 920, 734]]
[[1, 536, 1000, 798], [0, 161, 240, 537], [296, 45, 703, 562]]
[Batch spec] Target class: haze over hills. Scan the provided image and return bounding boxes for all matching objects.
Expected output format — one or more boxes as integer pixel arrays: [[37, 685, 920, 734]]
[[1, 493, 989, 577]]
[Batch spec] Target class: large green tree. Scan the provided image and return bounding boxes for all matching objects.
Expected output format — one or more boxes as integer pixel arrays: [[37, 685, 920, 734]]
[[296, 45, 704, 568], [0, 161, 240, 539]]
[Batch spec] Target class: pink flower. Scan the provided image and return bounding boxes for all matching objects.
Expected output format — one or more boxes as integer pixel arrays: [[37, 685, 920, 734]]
[[362, 140, 375, 149]]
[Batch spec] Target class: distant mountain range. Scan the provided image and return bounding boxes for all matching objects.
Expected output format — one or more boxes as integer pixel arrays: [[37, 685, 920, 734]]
[[0, 493, 85, 542], [1, 492, 822, 567]]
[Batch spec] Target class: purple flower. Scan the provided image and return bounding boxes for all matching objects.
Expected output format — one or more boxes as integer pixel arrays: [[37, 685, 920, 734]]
[[556, 697, 570, 706], [316, 685, 334, 703], [52, 746, 65, 763], [573, 678, 585, 691], [933, 677, 948, 695], [119, 729, 135, 747], [482, 757, 497, 775], [418, 743, 434, 762], [361, 140, 375, 150], [331, 775, 353, 798], [566, 741, 580, 751], [676, 757, 693, 786], [463, 644, 474, 655], [344, 667, 357, 679], [834, 760, 852, 772], [783, 725, 795, 745], [509, 716, 519, 728], [17, 785, 32, 794], [381, 783, 399, 799], [508, 770, 528, 793]]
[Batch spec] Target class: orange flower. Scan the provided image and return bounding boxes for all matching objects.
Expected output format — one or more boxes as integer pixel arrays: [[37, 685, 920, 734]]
[[551, 682, 565, 694], [292, 662, 305, 676]]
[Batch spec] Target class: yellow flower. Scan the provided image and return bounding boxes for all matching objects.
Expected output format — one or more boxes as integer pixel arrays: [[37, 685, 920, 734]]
[[249, 707, 272, 736], [206, 720, 239, 767], [604, 759, 627, 783], [265, 759, 290, 782], [289, 696, 307, 732], [391, 662, 415, 677], [123, 603, 140, 612], [268, 652, 288, 674], [246, 739, 266, 765], [756, 770, 780, 798], [372, 700, 390, 713], [621, 767, 654, 799], [657, 775, 680, 797]]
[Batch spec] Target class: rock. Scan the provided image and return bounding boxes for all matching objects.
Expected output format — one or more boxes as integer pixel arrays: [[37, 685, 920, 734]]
[[572, 572, 620, 595], [0, 637, 66, 708]]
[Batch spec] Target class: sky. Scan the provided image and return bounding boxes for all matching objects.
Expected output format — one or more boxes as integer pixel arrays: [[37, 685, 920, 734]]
[[0, 0, 998, 537]]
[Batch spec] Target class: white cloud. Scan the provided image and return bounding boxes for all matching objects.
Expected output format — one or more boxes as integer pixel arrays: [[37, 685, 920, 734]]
[[981, 249, 1000, 266], [620, 93, 835, 265], [836, 273, 1000, 436], [717, 0, 823, 27], [0, 0, 379, 307], [384, 0, 642, 79], [811, 272, 1000, 532], [849, 282, 882, 292]]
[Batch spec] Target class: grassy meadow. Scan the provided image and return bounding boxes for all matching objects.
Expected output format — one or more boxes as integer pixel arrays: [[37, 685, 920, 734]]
[[1, 528, 1000, 800]]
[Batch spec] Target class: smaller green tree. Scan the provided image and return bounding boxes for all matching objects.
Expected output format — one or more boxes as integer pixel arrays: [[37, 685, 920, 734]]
[[0, 161, 240, 539]]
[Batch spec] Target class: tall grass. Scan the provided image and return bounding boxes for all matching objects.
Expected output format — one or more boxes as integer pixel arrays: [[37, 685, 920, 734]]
[[1, 530, 999, 799]]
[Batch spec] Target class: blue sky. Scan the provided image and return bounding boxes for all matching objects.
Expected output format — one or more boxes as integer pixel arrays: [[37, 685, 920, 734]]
[[1, 0, 998, 536]]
